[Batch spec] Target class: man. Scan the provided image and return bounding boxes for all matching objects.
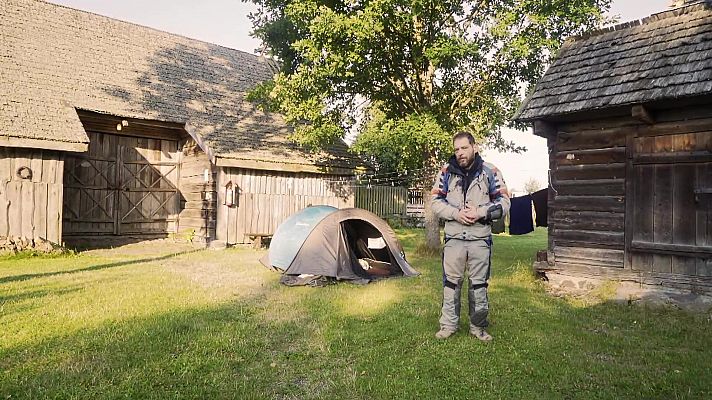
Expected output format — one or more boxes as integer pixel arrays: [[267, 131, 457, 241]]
[[431, 131, 511, 341]]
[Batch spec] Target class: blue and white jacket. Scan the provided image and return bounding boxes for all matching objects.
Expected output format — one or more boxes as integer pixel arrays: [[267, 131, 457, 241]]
[[431, 153, 511, 240]]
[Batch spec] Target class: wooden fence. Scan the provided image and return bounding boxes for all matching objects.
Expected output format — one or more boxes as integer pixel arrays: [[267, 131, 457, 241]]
[[218, 168, 354, 244], [354, 186, 427, 227], [354, 186, 407, 217]]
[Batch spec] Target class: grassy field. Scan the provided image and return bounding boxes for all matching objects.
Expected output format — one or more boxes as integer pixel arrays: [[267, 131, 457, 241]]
[[1, 229, 711, 399]]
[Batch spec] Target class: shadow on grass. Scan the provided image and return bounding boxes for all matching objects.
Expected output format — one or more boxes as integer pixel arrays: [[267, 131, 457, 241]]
[[3, 282, 710, 399], [0, 298, 346, 399], [1, 229, 711, 399], [0, 249, 204, 284], [0, 287, 84, 304]]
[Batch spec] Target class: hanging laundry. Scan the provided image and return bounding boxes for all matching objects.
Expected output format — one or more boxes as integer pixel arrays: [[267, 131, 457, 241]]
[[509, 195, 534, 235], [491, 216, 506, 234], [531, 188, 548, 227]]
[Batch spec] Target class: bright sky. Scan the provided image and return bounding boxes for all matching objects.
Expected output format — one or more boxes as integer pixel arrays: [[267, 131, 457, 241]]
[[48, 0, 673, 191]]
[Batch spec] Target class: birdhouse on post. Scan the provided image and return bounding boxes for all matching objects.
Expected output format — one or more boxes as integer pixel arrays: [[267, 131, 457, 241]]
[[224, 181, 236, 207]]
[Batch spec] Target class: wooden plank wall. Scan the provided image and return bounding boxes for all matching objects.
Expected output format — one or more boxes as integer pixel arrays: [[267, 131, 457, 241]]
[[547, 104, 712, 290], [0, 147, 64, 244], [354, 186, 407, 217], [176, 141, 215, 243], [630, 106, 712, 278], [550, 115, 632, 269], [216, 168, 354, 244]]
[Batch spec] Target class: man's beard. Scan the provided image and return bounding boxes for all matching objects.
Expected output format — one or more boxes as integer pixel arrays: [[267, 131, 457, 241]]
[[458, 156, 474, 169]]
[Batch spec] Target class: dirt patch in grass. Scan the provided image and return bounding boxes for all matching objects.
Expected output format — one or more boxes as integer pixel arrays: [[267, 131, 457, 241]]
[[159, 248, 276, 298], [81, 239, 205, 259]]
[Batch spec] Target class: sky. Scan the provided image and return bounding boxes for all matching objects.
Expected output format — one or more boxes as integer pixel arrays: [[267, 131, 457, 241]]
[[48, 0, 673, 191]]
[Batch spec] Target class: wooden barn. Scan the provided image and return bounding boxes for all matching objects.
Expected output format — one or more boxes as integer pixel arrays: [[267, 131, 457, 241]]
[[515, 0, 712, 291], [0, 0, 361, 248]]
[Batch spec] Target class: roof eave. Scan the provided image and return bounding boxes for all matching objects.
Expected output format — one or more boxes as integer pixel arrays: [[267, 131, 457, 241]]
[[0, 136, 88, 152], [214, 156, 356, 175]]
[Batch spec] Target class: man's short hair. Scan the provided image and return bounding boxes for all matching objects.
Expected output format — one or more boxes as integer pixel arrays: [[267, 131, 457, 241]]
[[453, 131, 475, 145]]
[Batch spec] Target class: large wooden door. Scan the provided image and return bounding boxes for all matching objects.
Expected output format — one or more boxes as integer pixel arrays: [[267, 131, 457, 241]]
[[630, 132, 712, 276], [63, 132, 180, 236]]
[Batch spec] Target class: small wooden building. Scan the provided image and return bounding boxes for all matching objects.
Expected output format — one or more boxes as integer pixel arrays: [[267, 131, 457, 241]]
[[0, 0, 362, 247], [516, 0, 712, 291]]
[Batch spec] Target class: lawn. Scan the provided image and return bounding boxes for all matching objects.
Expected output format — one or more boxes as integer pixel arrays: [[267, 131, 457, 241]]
[[1, 229, 711, 399]]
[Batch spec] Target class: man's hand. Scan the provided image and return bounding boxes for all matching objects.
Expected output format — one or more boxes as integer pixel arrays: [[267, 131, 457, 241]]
[[455, 207, 476, 225], [462, 206, 486, 223]]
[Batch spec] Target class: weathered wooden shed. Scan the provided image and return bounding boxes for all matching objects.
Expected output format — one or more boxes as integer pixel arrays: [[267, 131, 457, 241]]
[[516, 0, 712, 291], [0, 0, 361, 248]]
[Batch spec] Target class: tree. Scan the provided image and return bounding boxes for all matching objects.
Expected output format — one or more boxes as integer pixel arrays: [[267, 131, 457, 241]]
[[247, 0, 611, 250], [523, 177, 542, 194]]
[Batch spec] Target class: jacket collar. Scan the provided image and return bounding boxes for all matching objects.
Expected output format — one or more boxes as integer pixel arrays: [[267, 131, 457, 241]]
[[447, 153, 483, 177]]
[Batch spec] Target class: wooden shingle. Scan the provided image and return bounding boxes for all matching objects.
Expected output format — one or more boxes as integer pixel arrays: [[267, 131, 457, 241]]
[[516, 1, 712, 121], [0, 0, 362, 171]]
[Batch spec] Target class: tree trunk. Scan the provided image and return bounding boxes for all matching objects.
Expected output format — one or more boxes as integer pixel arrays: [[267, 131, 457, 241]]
[[423, 153, 441, 251], [423, 186, 441, 250]]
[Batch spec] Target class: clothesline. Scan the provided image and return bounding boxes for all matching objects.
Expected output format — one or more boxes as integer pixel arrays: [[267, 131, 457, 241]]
[[503, 188, 548, 236]]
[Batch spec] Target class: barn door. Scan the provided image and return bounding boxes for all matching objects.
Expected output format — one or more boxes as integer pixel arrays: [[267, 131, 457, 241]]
[[116, 136, 180, 234], [63, 132, 180, 236], [630, 133, 712, 276], [63, 132, 119, 235]]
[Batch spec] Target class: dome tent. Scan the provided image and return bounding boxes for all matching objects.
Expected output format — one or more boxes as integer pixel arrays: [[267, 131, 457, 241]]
[[260, 206, 419, 284]]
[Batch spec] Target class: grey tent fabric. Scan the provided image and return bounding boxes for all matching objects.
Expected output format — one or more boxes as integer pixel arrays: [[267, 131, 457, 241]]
[[261, 207, 419, 283], [266, 205, 339, 270]]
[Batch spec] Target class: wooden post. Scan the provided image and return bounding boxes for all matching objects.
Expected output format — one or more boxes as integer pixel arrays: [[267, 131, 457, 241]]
[[534, 120, 557, 139], [624, 131, 635, 269], [632, 105, 655, 125]]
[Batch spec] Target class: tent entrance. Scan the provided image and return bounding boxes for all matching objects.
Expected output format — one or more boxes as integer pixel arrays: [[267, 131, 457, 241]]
[[343, 220, 402, 278]]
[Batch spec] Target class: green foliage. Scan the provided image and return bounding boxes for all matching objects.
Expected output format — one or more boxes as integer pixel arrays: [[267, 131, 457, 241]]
[[0, 248, 74, 261], [186, 229, 196, 243], [351, 110, 450, 174], [245, 80, 280, 112], [384, 216, 404, 229], [248, 0, 612, 168]]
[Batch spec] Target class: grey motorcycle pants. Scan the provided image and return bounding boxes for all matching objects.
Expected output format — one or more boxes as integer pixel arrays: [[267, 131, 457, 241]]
[[439, 237, 491, 331]]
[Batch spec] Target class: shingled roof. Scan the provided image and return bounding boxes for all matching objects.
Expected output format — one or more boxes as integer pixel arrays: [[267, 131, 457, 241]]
[[0, 0, 362, 172], [515, 1, 712, 122]]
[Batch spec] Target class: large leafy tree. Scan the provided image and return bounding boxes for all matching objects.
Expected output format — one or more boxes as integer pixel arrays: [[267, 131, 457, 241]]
[[247, 0, 611, 250]]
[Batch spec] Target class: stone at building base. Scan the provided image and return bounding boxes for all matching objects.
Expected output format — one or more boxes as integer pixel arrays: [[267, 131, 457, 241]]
[[0, 236, 65, 255], [542, 271, 712, 314]]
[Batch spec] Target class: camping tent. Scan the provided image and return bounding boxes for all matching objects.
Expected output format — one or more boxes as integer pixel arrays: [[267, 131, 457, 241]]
[[260, 206, 419, 284]]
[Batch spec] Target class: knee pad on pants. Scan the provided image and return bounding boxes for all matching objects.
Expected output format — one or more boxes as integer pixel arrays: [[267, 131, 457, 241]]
[[469, 280, 488, 290], [443, 277, 463, 290]]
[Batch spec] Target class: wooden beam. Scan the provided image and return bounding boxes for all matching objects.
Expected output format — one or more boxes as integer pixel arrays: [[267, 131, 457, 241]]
[[631, 240, 712, 258], [554, 240, 624, 250], [631, 105, 655, 124], [552, 228, 624, 246], [76, 109, 186, 130], [633, 151, 712, 165], [214, 157, 356, 175], [533, 120, 557, 139], [0, 136, 88, 152]]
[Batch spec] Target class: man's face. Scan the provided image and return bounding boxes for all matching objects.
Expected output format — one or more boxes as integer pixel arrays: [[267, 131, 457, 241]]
[[454, 137, 477, 168]]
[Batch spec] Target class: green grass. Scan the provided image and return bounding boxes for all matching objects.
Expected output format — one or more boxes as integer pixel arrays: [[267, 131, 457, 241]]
[[1, 229, 711, 399]]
